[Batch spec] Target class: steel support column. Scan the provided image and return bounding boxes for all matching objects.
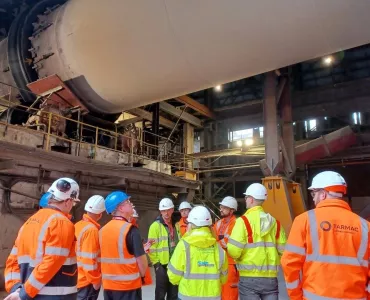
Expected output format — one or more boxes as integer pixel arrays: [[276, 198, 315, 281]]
[[280, 75, 296, 177], [262, 72, 281, 175], [152, 103, 160, 156]]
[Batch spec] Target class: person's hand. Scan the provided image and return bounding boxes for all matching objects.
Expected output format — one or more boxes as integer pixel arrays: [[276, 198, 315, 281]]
[[144, 239, 156, 253], [93, 282, 101, 290], [4, 291, 21, 300]]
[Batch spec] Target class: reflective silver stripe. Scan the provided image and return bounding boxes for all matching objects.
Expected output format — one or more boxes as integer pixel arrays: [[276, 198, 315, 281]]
[[5, 272, 20, 282], [224, 234, 230, 239], [10, 247, 18, 255], [168, 263, 184, 276], [77, 251, 99, 259], [285, 244, 306, 256], [36, 213, 65, 260], [286, 279, 300, 289], [102, 273, 140, 281], [306, 254, 367, 267], [245, 241, 276, 249], [150, 247, 169, 253], [178, 293, 221, 300], [184, 241, 191, 278], [28, 273, 44, 290], [308, 210, 369, 267], [366, 284, 370, 292], [228, 238, 245, 249], [76, 223, 94, 256], [217, 244, 224, 270], [358, 218, 368, 262], [303, 289, 366, 300], [155, 236, 168, 243], [45, 246, 69, 256], [100, 257, 136, 264], [39, 286, 77, 295], [78, 262, 98, 270], [186, 273, 220, 280], [18, 255, 32, 264], [228, 238, 277, 249], [64, 257, 77, 265], [236, 264, 278, 272], [221, 270, 228, 276]]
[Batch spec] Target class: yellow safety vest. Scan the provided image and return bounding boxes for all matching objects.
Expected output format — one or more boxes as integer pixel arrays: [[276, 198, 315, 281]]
[[148, 220, 178, 265], [167, 227, 228, 300], [227, 206, 287, 278]]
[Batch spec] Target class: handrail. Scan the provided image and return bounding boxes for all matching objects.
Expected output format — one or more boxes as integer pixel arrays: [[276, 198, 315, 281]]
[[0, 84, 198, 177]]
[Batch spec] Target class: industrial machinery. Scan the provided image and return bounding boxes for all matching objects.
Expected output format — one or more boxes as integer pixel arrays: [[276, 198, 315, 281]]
[[1, 0, 370, 116], [0, 0, 370, 231]]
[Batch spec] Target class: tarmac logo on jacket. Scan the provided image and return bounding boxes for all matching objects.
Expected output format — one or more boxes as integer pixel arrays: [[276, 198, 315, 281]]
[[320, 221, 359, 233]]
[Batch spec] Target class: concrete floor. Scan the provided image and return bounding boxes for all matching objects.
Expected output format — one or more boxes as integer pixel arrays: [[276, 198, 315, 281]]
[[0, 268, 288, 300], [98, 267, 289, 300]]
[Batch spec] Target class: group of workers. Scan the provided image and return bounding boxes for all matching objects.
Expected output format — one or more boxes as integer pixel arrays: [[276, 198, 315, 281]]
[[3, 170, 370, 300]]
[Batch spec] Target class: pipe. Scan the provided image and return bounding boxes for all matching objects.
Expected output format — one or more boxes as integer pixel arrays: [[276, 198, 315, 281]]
[[1, 0, 370, 113]]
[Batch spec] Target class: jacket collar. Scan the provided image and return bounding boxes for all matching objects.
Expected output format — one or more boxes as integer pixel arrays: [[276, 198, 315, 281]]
[[83, 213, 101, 229], [316, 199, 351, 211], [245, 205, 264, 215], [156, 215, 176, 226]]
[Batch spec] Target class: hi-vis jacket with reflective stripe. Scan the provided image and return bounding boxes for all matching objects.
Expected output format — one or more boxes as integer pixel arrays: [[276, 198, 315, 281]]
[[281, 199, 370, 300], [4, 207, 77, 300], [227, 206, 286, 278], [75, 214, 101, 288], [168, 227, 228, 300], [148, 218, 179, 265], [99, 219, 141, 291], [176, 218, 188, 238], [214, 215, 237, 265]]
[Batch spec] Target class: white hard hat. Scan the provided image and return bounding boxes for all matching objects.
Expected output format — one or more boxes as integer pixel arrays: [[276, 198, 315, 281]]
[[85, 195, 105, 214], [244, 183, 267, 201], [187, 206, 212, 227], [159, 198, 174, 211], [48, 178, 80, 202], [219, 196, 238, 210], [132, 209, 139, 218], [179, 202, 192, 211], [308, 171, 347, 194]]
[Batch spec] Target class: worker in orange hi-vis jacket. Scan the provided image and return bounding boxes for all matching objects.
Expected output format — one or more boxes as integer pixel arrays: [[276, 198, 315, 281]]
[[281, 171, 370, 300], [75, 195, 106, 300], [175, 201, 192, 238], [214, 196, 239, 300], [4, 177, 80, 300]]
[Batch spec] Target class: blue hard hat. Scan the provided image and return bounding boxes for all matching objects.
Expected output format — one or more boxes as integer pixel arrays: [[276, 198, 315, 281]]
[[39, 192, 52, 208], [105, 191, 130, 214]]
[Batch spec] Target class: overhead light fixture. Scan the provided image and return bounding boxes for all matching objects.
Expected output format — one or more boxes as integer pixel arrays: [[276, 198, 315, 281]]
[[236, 140, 243, 147], [214, 85, 222, 92], [244, 139, 254, 146], [323, 56, 334, 66]]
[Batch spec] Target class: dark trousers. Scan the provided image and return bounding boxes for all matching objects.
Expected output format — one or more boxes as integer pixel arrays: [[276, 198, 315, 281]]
[[77, 284, 100, 300], [154, 264, 178, 300], [238, 277, 278, 300], [104, 289, 142, 300]]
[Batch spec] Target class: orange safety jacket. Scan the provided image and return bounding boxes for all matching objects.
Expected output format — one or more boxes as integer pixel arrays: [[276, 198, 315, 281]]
[[75, 214, 101, 288], [214, 215, 237, 264], [4, 207, 77, 299], [176, 218, 188, 237], [281, 199, 370, 300], [99, 218, 142, 291]]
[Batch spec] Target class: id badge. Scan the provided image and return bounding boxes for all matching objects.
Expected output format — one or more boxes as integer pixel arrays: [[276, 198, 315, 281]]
[[170, 241, 176, 247]]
